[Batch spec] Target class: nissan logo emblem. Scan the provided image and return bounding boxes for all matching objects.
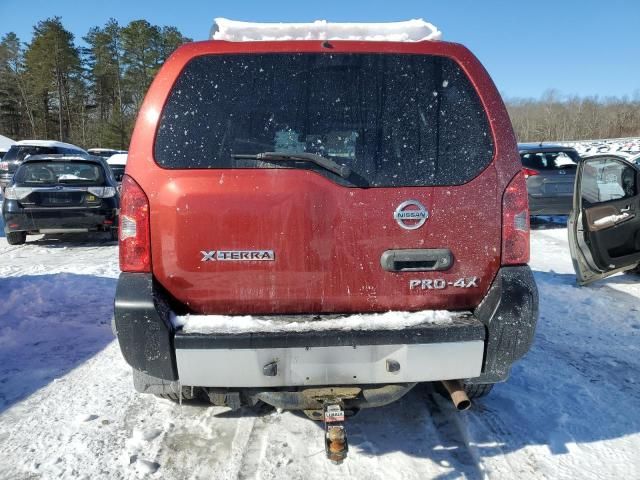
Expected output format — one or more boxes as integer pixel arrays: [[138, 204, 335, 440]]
[[393, 200, 429, 230]]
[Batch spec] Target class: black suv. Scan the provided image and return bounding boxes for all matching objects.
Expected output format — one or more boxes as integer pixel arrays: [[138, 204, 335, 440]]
[[2, 154, 119, 245]]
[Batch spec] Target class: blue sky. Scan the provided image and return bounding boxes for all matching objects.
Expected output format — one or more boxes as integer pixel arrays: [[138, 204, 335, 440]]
[[1, 0, 638, 99]]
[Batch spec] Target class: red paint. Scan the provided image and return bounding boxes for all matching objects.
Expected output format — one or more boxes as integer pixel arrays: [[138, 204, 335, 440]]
[[124, 40, 524, 314]]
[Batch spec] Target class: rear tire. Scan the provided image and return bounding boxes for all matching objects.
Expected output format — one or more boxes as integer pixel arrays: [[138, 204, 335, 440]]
[[6, 231, 26, 245], [155, 388, 195, 402], [464, 383, 494, 399]]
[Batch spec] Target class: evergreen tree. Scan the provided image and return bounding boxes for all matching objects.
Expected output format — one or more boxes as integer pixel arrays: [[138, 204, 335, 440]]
[[0, 33, 35, 137], [0, 17, 190, 146], [24, 17, 83, 141]]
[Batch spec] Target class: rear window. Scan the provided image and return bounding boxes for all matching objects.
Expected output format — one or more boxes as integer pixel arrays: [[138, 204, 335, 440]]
[[14, 162, 105, 185], [521, 151, 579, 170], [154, 53, 494, 187]]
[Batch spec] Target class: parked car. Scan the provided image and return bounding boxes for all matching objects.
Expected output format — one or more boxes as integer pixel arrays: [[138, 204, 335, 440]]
[[2, 154, 119, 245], [106, 153, 127, 182], [0, 140, 87, 190], [518, 143, 581, 216], [87, 148, 127, 159], [113, 20, 538, 460]]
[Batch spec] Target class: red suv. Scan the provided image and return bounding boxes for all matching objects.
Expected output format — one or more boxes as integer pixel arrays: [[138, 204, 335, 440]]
[[114, 27, 538, 427]]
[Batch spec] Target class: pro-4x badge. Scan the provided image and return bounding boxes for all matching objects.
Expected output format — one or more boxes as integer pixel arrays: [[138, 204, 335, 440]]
[[201, 250, 275, 261], [409, 277, 479, 290]]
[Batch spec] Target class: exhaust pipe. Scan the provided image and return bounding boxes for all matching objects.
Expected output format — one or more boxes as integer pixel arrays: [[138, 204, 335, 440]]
[[441, 380, 471, 411]]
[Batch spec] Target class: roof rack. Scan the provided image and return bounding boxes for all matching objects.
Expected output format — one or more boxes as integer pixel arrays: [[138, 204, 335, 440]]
[[210, 18, 442, 43]]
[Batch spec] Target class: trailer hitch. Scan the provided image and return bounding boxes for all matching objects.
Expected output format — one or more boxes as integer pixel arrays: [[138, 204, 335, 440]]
[[323, 402, 348, 463]]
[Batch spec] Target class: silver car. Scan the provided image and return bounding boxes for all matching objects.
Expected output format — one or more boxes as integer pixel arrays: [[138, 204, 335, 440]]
[[518, 143, 581, 216]]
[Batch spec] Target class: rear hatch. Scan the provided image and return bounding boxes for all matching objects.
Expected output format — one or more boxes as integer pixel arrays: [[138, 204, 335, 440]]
[[145, 51, 501, 314], [13, 160, 106, 208]]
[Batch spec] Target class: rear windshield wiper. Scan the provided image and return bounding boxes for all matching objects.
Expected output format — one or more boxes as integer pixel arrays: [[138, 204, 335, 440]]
[[231, 152, 351, 179]]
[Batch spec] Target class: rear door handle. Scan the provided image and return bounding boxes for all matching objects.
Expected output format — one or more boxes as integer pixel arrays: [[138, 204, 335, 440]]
[[380, 249, 453, 272]]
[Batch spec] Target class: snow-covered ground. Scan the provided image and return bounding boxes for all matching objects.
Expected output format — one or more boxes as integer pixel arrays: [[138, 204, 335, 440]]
[[0, 218, 639, 479]]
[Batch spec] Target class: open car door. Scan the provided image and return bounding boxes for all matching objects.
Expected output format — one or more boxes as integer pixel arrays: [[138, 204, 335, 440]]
[[568, 154, 640, 285]]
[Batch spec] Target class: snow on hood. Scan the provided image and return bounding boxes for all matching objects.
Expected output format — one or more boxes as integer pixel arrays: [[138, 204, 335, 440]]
[[174, 310, 454, 334], [211, 18, 442, 42]]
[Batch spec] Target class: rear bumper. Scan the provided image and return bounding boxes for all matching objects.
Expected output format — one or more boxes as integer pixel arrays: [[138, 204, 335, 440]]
[[114, 266, 538, 389], [175, 319, 485, 387], [2, 200, 118, 233], [528, 194, 573, 216]]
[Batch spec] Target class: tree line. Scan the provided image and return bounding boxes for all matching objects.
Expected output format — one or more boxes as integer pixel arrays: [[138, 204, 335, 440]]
[[0, 17, 190, 149], [506, 89, 640, 142], [1, 20, 639, 148]]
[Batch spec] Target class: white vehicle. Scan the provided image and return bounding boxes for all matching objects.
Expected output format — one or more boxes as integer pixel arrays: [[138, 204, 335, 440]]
[[106, 153, 127, 182], [87, 148, 127, 159]]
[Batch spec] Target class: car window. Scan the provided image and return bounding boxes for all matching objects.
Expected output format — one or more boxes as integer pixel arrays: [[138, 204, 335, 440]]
[[14, 162, 105, 185], [521, 151, 579, 170], [581, 157, 636, 204], [154, 53, 494, 187]]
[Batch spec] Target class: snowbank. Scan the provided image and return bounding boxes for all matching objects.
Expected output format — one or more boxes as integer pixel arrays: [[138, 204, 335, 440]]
[[211, 18, 442, 42], [175, 310, 454, 334]]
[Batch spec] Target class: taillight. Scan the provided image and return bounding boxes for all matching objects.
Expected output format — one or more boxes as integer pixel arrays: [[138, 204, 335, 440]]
[[502, 171, 530, 265], [119, 175, 151, 272], [522, 167, 539, 178], [87, 186, 117, 198], [4, 187, 32, 200]]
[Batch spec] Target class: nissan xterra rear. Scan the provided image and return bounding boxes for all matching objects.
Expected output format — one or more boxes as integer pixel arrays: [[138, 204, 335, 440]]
[[113, 19, 538, 461]]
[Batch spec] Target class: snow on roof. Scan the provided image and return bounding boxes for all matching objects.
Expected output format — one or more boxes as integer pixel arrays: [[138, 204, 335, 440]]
[[15, 139, 87, 152], [88, 148, 126, 153], [106, 153, 127, 165], [0, 134, 15, 152], [211, 18, 442, 42]]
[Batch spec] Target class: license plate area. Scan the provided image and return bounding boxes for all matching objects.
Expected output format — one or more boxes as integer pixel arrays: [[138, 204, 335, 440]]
[[544, 183, 572, 195], [175, 341, 484, 387]]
